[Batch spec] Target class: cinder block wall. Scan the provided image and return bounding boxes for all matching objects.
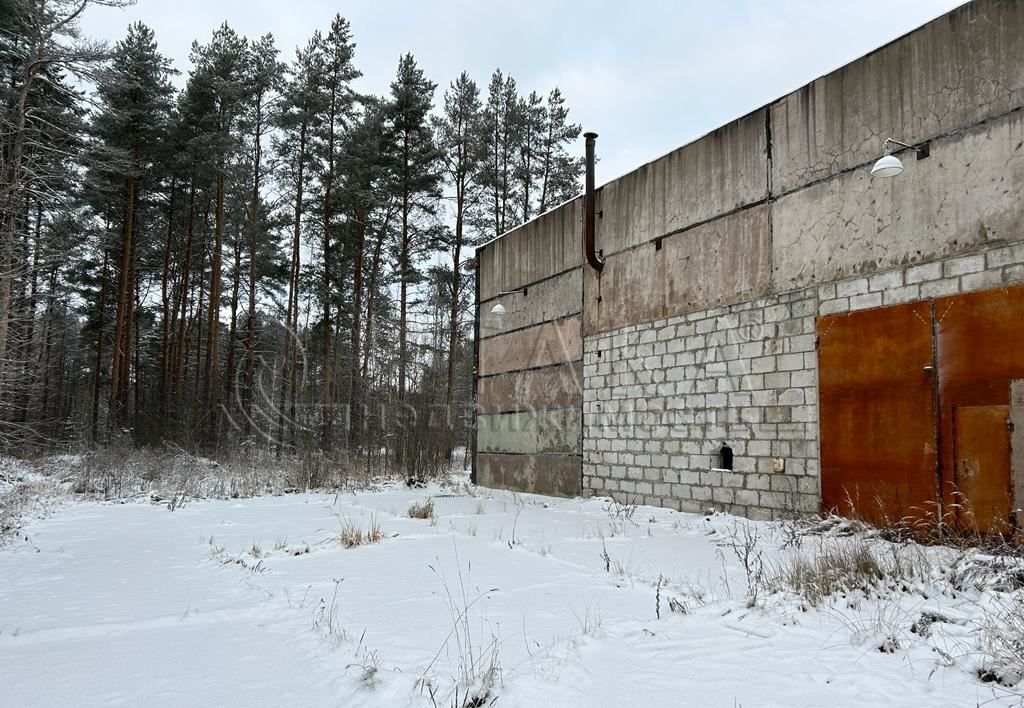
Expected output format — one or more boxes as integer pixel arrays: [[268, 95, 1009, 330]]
[[583, 290, 820, 519], [475, 0, 1024, 515]]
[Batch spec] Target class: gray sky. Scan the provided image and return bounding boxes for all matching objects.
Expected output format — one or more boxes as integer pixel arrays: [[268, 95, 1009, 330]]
[[81, 0, 966, 185]]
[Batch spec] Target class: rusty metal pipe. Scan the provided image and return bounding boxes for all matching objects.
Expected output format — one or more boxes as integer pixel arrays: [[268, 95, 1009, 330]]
[[583, 131, 603, 273]]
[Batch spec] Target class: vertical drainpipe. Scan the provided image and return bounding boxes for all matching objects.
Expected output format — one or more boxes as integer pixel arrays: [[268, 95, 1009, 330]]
[[471, 251, 481, 485], [583, 132, 604, 273]]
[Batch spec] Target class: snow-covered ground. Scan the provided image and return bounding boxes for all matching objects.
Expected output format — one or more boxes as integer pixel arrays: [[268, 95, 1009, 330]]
[[1, 476, 1021, 707]]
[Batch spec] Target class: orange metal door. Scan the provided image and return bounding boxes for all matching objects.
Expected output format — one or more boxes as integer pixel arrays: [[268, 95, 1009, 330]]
[[818, 301, 938, 526], [952, 405, 1013, 534], [936, 284, 1024, 532]]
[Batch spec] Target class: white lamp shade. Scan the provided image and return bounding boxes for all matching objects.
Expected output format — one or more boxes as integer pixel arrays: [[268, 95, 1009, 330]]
[[870, 154, 904, 178], [489, 303, 506, 316]]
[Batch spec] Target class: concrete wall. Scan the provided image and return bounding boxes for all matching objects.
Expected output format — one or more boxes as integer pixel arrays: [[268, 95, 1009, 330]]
[[478, 200, 583, 301], [475, 200, 585, 497], [770, 0, 1024, 195], [475, 0, 1024, 514], [1012, 380, 1024, 528], [593, 111, 768, 257], [583, 205, 772, 336], [772, 111, 1024, 291]]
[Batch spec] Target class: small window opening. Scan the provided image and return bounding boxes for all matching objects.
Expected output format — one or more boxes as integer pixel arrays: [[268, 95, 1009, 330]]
[[719, 444, 734, 471]]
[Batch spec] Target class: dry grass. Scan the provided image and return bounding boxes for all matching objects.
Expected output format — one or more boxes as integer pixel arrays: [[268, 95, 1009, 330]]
[[339, 515, 384, 549], [408, 498, 435, 520], [766, 536, 933, 607], [981, 593, 1024, 686], [0, 484, 31, 545]]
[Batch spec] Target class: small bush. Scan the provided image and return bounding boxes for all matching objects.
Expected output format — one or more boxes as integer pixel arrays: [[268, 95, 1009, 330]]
[[339, 515, 384, 549], [408, 498, 435, 520]]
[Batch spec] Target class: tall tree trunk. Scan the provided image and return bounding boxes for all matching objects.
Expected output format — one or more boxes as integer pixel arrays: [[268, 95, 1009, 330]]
[[278, 119, 307, 454], [110, 173, 137, 422], [320, 88, 340, 452], [0, 70, 39, 386], [194, 199, 210, 403], [243, 101, 263, 437], [398, 134, 410, 405], [446, 186, 464, 407], [226, 238, 241, 417], [92, 248, 110, 444], [159, 178, 177, 409], [132, 272, 141, 421], [205, 153, 225, 429], [361, 208, 391, 380], [348, 208, 365, 448], [172, 180, 196, 400]]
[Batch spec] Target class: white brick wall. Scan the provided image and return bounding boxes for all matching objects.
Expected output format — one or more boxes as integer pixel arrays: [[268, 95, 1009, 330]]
[[582, 289, 820, 519]]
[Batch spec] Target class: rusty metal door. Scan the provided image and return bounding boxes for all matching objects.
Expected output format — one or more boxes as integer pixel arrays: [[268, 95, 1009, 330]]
[[818, 301, 938, 526], [936, 284, 1024, 532], [819, 284, 1024, 533], [952, 405, 1013, 534]]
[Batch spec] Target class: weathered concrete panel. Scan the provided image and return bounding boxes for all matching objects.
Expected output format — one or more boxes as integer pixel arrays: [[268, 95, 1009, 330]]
[[477, 453, 582, 498], [771, 0, 1024, 194], [477, 362, 582, 415], [596, 110, 768, 257], [478, 200, 583, 300], [583, 242, 665, 336], [664, 204, 771, 317], [480, 268, 582, 339], [477, 409, 581, 455], [479, 317, 581, 377], [583, 204, 772, 335], [1012, 380, 1024, 528], [772, 112, 1024, 291]]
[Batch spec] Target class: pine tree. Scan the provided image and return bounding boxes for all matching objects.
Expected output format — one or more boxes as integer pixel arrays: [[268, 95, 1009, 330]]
[[0, 0, 131, 446], [337, 101, 391, 448], [185, 23, 249, 433], [538, 87, 584, 214], [274, 33, 325, 452], [480, 69, 522, 239], [516, 89, 545, 222], [383, 54, 441, 407], [89, 22, 175, 427], [310, 15, 360, 451], [435, 72, 484, 407], [237, 33, 283, 434]]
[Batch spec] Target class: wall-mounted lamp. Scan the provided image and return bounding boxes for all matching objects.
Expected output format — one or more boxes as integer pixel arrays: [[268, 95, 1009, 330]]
[[488, 287, 528, 318], [870, 137, 930, 178]]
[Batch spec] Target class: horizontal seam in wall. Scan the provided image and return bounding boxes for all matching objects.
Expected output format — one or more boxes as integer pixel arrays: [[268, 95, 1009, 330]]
[[478, 402, 583, 416], [479, 265, 583, 306], [477, 406, 582, 418], [584, 298, 819, 342], [478, 312, 582, 342], [478, 358, 584, 381], [477, 451, 583, 459]]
